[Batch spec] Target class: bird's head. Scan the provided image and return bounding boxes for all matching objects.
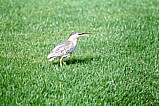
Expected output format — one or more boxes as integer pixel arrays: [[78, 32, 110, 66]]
[[68, 32, 90, 41]]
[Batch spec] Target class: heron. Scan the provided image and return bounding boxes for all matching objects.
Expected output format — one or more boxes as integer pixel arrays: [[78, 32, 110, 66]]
[[47, 32, 90, 66]]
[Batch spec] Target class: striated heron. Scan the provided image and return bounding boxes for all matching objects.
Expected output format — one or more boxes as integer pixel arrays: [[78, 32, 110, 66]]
[[47, 32, 90, 66]]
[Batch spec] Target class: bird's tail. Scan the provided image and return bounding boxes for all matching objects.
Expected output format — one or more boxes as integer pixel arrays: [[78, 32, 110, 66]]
[[48, 57, 55, 61], [47, 53, 56, 61]]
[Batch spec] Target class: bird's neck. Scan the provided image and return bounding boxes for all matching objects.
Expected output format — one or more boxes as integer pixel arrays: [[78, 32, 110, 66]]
[[68, 37, 78, 47]]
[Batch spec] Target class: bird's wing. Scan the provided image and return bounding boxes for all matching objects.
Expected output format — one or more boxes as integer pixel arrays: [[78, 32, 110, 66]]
[[51, 41, 74, 57]]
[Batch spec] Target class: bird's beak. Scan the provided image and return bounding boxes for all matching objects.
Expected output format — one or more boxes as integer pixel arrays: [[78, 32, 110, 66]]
[[78, 33, 91, 36]]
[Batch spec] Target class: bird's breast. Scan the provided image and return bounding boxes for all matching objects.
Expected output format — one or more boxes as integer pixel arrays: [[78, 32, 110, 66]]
[[69, 39, 78, 47]]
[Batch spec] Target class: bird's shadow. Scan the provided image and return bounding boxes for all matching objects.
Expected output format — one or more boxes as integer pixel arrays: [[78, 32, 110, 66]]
[[52, 56, 94, 66], [66, 56, 93, 65]]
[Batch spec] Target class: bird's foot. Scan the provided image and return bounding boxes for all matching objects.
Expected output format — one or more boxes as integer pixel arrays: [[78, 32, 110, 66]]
[[60, 59, 66, 67], [63, 61, 66, 65]]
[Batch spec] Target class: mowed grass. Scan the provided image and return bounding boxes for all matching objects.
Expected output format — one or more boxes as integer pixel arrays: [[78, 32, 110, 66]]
[[0, 0, 159, 105]]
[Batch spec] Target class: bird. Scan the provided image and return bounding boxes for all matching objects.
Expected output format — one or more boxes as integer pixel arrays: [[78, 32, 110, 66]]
[[47, 32, 90, 66]]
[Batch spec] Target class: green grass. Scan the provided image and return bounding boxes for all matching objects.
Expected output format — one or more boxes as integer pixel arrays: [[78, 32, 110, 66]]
[[0, 0, 159, 105]]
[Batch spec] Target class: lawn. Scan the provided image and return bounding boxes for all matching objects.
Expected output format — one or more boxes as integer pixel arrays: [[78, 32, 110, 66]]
[[0, 0, 159, 105]]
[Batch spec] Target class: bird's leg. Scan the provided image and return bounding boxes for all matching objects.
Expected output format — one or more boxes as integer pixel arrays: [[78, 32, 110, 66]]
[[62, 54, 70, 65], [60, 57, 63, 67], [60, 57, 67, 66]]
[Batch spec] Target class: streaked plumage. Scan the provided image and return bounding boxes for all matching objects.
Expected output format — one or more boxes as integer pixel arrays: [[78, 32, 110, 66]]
[[47, 32, 90, 66]]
